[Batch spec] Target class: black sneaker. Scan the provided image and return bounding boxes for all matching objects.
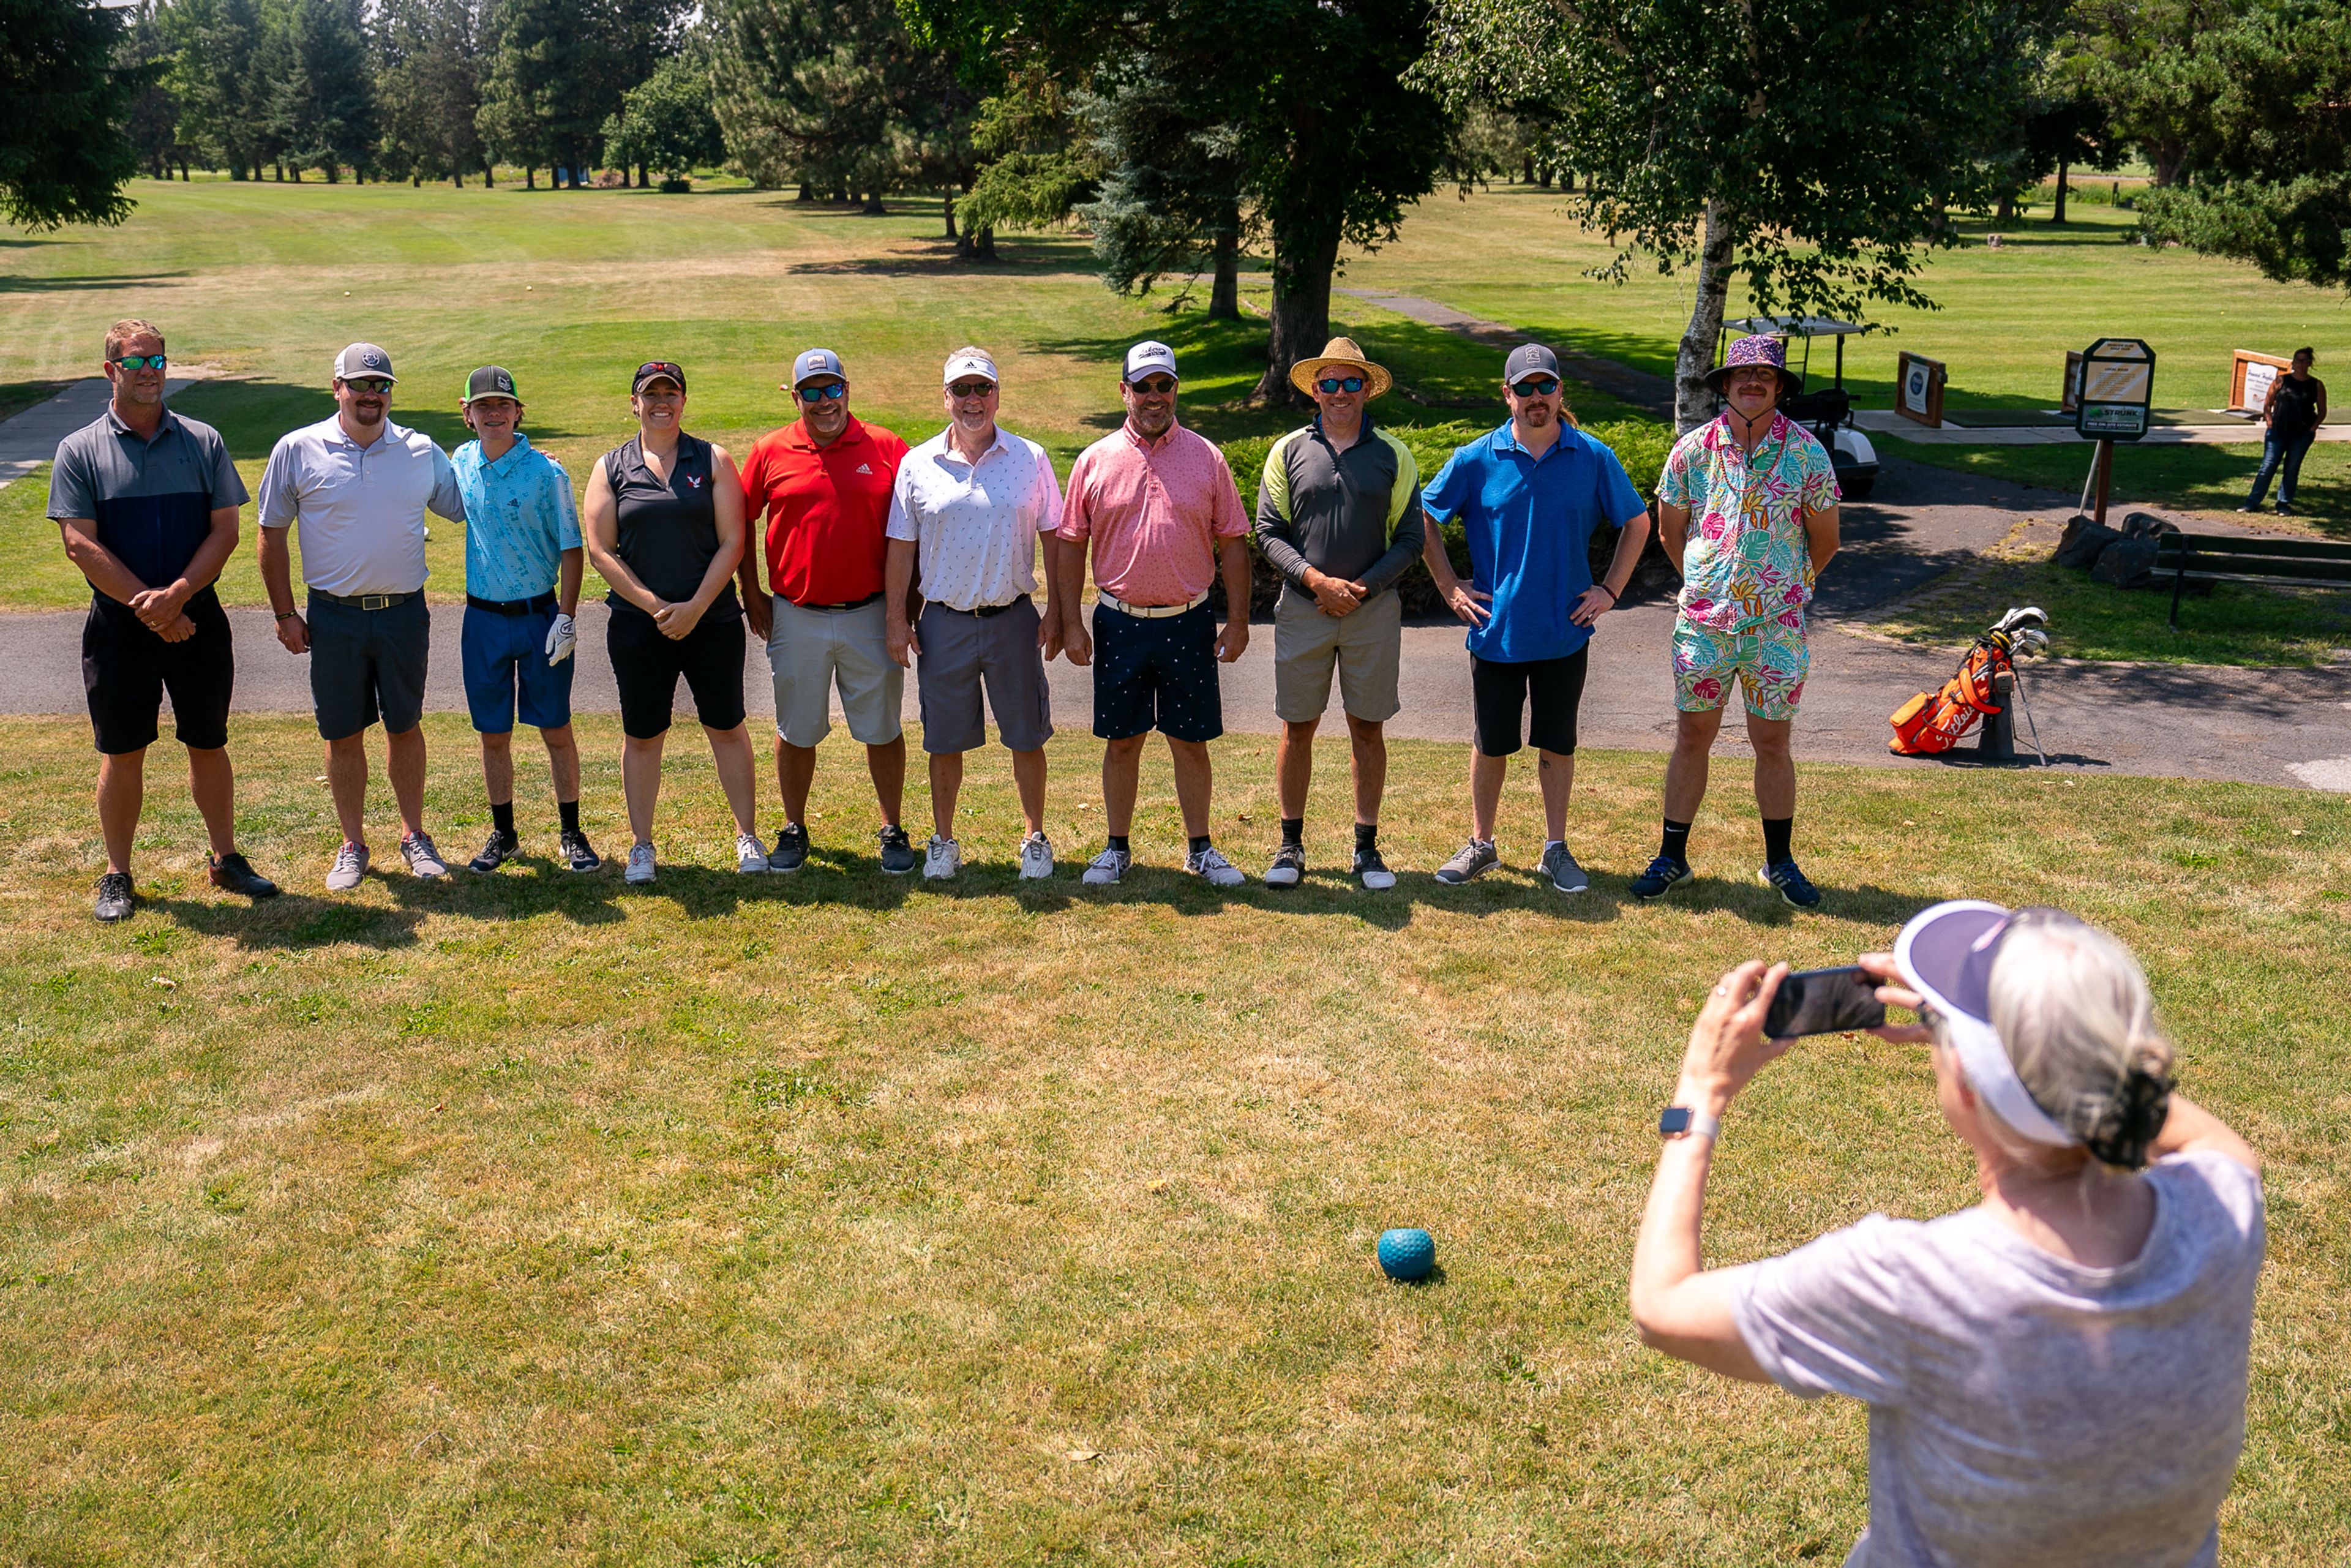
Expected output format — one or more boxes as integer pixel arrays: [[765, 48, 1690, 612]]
[[468, 828, 519, 874], [208, 851, 279, 899], [878, 824, 917, 874], [1265, 842, 1306, 887], [1354, 846, 1397, 890], [94, 871, 135, 923], [2276, 503, 2297, 516], [768, 823, 809, 873], [1760, 859, 1823, 909], [1630, 855, 1693, 899], [560, 828, 602, 872]]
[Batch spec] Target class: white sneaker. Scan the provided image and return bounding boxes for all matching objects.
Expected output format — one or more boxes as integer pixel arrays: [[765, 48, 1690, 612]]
[[400, 831, 448, 879], [325, 841, 369, 891], [1081, 846, 1131, 885], [1186, 844, 1246, 888], [1018, 831, 1054, 880], [624, 842, 656, 884], [923, 835, 961, 879], [736, 832, 770, 873]]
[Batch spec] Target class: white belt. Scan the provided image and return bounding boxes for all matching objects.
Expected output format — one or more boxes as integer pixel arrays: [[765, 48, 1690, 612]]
[[1098, 590, 1208, 620]]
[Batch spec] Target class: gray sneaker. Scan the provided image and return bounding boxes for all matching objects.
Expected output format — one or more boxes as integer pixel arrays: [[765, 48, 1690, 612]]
[[326, 841, 369, 891], [1542, 842, 1589, 894], [1187, 844, 1247, 888], [1081, 846, 1131, 886], [1434, 838, 1498, 885], [400, 832, 448, 879]]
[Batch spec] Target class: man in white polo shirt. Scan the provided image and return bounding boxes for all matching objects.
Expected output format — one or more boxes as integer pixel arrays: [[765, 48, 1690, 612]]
[[884, 347, 1063, 880], [258, 342, 467, 890]]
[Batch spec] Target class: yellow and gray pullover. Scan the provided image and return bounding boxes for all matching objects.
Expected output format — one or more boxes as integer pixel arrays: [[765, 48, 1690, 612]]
[[1254, 416, 1427, 598]]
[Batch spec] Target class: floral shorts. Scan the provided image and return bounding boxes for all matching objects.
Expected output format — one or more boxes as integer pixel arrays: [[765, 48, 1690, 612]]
[[1673, 614, 1809, 720]]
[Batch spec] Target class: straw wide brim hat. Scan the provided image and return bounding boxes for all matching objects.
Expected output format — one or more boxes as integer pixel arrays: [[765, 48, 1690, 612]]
[[1290, 337, 1393, 400]]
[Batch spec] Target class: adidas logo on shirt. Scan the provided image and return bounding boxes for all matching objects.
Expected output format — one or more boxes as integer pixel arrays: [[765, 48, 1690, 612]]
[[856, 463, 873, 475]]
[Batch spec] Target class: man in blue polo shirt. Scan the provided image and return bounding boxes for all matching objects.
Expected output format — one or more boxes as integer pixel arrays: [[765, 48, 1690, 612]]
[[1420, 343, 1652, 893], [48, 317, 279, 921], [449, 365, 599, 875]]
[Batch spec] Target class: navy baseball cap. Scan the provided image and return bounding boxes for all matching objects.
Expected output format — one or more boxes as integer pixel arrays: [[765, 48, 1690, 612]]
[[632, 361, 686, 394], [791, 348, 846, 388]]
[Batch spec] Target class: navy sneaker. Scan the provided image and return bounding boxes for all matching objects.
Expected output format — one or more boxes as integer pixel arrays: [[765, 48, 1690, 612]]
[[769, 823, 809, 873], [1760, 859, 1823, 909], [878, 824, 918, 874], [1629, 855, 1692, 899]]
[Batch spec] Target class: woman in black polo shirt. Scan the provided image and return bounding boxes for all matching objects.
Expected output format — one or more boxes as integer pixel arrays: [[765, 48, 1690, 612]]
[[582, 361, 766, 883]]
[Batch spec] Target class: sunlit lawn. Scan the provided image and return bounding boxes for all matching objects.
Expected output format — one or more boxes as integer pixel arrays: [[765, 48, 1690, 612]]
[[0, 715, 2345, 1564]]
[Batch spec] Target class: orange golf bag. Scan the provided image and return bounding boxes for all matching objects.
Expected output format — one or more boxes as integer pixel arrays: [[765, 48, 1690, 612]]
[[1889, 608, 2048, 756]]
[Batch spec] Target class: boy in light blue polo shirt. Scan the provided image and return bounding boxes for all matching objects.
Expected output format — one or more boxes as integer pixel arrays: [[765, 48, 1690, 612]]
[[450, 365, 599, 873], [1419, 343, 1652, 893]]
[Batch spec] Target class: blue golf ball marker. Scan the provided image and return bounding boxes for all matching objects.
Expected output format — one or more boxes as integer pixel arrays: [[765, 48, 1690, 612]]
[[1378, 1227, 1436, 1281]]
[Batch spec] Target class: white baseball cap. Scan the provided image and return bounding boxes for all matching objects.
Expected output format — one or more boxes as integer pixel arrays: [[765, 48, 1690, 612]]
[[1122, 340, 1179, 384], [943, 350, 999, 387], [333, 342, 397, 384]]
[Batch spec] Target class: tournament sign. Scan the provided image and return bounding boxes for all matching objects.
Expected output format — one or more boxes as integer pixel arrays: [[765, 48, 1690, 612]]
[[2074, 337, 2156, 442]]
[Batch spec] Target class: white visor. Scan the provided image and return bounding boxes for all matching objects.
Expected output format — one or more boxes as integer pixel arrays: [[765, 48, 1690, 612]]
[[1894, 900, 2079, 1149]]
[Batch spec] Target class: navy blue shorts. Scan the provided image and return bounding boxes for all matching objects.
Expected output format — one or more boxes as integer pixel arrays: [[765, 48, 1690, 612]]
[[462, 602, 575, 733], [1092, 601, 1223, 743], [308, 592, 429, 742]]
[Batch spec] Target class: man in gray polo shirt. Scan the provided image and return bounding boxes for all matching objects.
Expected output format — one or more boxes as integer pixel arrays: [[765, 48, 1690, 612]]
[[258, 342, 467, 889], [48, 316, 279, 921]]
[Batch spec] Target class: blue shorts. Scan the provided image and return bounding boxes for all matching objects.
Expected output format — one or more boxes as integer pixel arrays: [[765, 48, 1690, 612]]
[[1091, 600, 1224, 743], [462, 601, 574, 733]]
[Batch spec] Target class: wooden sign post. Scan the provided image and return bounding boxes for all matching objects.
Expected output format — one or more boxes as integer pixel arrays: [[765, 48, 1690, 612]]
[[2074, 337, 2156, 524], [1895, 352, 1946, 427], [2229, 350, 2292, 416]]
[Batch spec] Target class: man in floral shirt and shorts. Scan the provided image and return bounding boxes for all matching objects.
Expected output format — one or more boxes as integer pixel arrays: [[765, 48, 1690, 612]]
[[1633, 333, 1840, 907]]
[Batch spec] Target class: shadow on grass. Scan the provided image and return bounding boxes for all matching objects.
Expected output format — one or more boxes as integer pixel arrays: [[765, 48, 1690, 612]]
[[0, 272, 192, 294], [168, 379, 594, 462], [149, 890, 425, 950]]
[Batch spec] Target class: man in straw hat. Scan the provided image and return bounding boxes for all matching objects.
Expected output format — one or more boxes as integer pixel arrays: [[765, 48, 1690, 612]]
[[1421, 343, 1652, 894], [1254, 336, 1425, 890], [1636, 331, 1841, 909]]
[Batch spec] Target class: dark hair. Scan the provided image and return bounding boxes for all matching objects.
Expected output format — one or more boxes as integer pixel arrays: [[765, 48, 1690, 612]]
[[2292, 347, 2315, 362]]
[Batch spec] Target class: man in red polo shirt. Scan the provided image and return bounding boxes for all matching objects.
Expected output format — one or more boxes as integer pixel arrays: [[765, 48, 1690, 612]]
[[737, 348, 915, 873]]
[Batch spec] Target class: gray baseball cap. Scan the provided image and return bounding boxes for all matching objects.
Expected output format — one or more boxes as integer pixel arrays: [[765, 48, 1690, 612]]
[[790, 347, 846, 387], [1504, 343, 1562, 384], [333, 342, 397, 384], [462, 365, 520, 405]]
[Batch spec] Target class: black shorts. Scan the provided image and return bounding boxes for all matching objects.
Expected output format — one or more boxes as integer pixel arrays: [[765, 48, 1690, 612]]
[[608, 606, 747, 740], [309, 591, 430, 741], [82, 588, 234, 756], [1472, 647, 1588, 757], [1092, 600, 1223, 743]]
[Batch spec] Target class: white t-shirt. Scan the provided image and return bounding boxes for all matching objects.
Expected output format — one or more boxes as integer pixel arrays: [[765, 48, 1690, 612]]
[[1731, 1149, 2265, 1568], [257, 415, 465, 596], [885, 425, 1060, 611]]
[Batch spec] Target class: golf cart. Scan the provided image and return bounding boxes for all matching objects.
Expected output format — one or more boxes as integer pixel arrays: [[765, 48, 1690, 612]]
[[1718, 315, 1881, 500]]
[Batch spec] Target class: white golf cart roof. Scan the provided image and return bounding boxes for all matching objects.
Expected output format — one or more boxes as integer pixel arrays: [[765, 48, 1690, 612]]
[[1724, 315, 1871, 337]]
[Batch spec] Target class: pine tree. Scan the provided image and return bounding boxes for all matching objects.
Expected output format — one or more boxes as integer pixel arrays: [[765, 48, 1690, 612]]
[[0, 0, 146, 228], [375, 0, 487, 185]]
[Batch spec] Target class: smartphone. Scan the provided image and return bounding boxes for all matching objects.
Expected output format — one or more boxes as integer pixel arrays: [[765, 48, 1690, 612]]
[[1764, 965, 1887, 1038]]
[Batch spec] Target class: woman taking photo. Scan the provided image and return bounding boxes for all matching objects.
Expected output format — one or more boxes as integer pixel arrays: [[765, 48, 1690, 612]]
[[1632, 902, 2263, 1567], [582, 361, 765, 884]]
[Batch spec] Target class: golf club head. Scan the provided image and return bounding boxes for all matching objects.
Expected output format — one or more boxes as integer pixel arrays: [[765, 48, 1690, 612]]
[[2014, 629, 2049, 658], [1994, 606, 2049, 636]]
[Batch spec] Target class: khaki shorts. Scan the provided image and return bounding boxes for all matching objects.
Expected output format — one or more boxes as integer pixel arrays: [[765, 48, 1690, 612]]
[[767, 597, 904, 748], [1272, 585, 1402, 724]]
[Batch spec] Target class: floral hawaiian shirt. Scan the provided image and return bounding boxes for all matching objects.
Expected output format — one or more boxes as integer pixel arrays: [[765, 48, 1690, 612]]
[[1655, 411, 1840, 632]]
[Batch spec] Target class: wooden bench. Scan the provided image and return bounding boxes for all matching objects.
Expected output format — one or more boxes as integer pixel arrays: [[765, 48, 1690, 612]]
[[2154, 532, 2351, 629]]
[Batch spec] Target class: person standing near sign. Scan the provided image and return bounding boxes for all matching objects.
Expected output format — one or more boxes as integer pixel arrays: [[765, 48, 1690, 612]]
[[2240, 348, 2326, 516]]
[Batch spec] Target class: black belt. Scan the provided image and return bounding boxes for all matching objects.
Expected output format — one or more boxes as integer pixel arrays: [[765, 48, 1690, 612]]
[[792, 591, 883, 612], [467, 592, 558, 616], [933, 594, 1029, 619], [311, 589, 417, 610]]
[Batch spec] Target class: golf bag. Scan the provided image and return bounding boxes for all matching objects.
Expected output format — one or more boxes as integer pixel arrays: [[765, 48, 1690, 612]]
[[1889, 608, 2049, 756]]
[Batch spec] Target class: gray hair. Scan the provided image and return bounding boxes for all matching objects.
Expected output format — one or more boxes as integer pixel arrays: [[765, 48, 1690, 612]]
[[1982, 909, 2174, 1169]]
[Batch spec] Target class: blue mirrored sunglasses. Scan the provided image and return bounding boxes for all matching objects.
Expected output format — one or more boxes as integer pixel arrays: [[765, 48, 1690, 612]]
[[112, 353, 168, 371], [1315, 375, 1367, 394], [1510, 377, 1560, 397], [797, 381, 849, 402]]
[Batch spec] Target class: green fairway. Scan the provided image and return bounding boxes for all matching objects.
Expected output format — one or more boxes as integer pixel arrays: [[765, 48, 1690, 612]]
[[0, 715, 2344, 1564]]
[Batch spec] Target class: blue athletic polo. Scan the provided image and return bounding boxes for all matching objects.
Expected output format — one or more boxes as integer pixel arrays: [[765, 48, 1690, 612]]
[[451, 432, 579, 603], [1421, 422, 1646, 662]]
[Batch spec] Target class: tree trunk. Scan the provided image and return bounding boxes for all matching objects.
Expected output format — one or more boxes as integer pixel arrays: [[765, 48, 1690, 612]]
[[1673, 198, 1736, 433], [2151, 144, 2183, 187], [861, 190, 887, 214], [451, 170, 462, 188], [2053, 159, 2069, 224], [798, 182, 814, 202], [1537, 165, 1552, 189], [954, 222, 996, 261], [1997, 190, 2015, 222], [1253, 217, 1341, 407], [943, 191, 957, 239], [482, 162, 494, 187], [1521, 153, 1533, 184], [525, 166, 536, 189], [1207, 213, 1240, 320]]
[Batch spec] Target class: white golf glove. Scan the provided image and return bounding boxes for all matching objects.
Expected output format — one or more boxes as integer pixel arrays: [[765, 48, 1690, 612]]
[[544, 610, 577, 666]]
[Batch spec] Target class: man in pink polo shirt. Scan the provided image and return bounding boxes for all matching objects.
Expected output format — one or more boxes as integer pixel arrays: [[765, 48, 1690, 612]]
[[1057, 340, 1252, 887]]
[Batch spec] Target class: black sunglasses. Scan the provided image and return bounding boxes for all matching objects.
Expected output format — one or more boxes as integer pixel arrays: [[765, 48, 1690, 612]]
[[1510, 377, 1561, 397], [947, 380, 997, 400], [1128, 376, 1177, 397]]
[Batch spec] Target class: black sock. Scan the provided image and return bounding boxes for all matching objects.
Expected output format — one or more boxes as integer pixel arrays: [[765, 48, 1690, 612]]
[[558, 798, 580, 835], [1189, 834, 1212, 855], [491, 800, 516, 838], [1355, 822, 1378, 853], [1281, 817, 1303, 847], [1107, 834, 1130, 854], [1661, 818, 1692, 865], [1763, 816, 1794, 866]]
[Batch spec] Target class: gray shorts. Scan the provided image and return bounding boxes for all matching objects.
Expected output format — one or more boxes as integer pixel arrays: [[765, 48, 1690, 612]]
[[1272, 585, 1402, 724], [767, 596, 904, 748], [307, 591, 429, 741], [916, 596, 1052, 754]]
